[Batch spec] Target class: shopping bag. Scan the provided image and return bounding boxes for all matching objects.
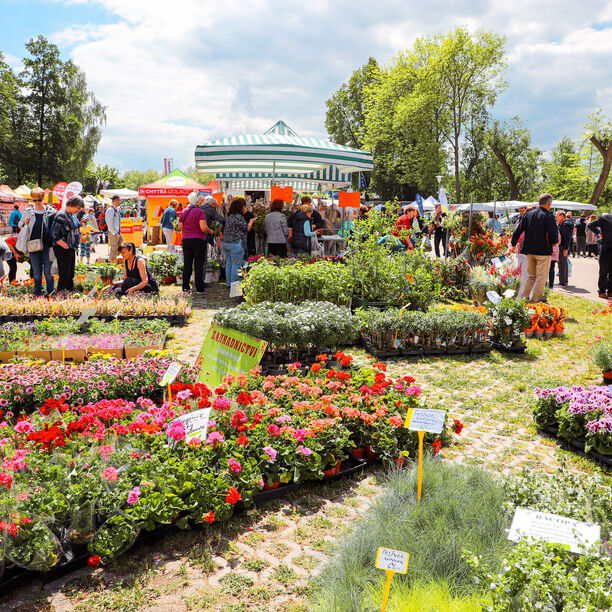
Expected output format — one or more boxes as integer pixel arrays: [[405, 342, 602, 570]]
[[171, 231, 182, 246]]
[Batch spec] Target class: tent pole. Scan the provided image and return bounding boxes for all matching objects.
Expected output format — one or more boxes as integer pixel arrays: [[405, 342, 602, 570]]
[[493, 198, 497, 234], [467, 194, 474, 252]]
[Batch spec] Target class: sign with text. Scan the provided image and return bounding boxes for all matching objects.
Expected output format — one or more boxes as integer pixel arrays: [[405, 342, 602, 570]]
[[376, 547, 409, 574], [160, 361, 182, 387], [338, 191, 361, 208], [196, 323, 267, 387], [404, 408, 446, 433], [270, 186, 293, 204], [76, 307, 97, 324], [172, 407, 212, 443], [508, 507, 601, 554]]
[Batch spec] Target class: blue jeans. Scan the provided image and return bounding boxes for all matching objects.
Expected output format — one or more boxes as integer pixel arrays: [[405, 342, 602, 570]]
[[30, 248, 54, 295], [221, 241, 244, 286]]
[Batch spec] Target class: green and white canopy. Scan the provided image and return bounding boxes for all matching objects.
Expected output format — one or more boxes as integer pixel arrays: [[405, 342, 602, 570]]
[[194, 120, 373, 175]]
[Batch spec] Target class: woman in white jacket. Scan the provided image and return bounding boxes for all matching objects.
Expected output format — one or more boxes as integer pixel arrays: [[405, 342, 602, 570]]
[[18, 187, 55, 296]]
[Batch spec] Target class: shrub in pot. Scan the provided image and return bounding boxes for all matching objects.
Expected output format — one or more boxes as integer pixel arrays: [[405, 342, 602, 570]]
[[593, 340, 612, 383]]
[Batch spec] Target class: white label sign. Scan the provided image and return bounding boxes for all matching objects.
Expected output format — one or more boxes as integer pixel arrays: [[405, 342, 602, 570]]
[[160, 361, 182, 386], [486, 290, 502, 304], [508, 507, 601, 554], [375, 547, 409, 574], [173, 408, 212, 442], [407, 409, 446, 434], [77, 307, 97, 324]]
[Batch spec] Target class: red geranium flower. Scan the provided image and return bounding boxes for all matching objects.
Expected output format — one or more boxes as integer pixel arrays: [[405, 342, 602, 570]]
[[452, 419, 464, 435], [225, 487, 242, 504], [432, 438, 442, 454], [87, 555, 101, 568], [236, 435, 249, 446], [204, 511, 215, 524]]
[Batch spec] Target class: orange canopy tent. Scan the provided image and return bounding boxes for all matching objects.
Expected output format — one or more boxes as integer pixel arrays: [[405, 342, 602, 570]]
[[138, 169, 215, 243]]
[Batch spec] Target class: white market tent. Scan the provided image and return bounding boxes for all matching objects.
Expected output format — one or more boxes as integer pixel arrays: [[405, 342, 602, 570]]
[[548, 199, 597, 211], [456, 199, 597, 213], [100, 188, 139, 200], [194, 121, 373, 189]]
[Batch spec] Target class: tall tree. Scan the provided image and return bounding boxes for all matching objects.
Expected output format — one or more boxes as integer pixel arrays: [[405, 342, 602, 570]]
[[486, 117, 540, 200], [325, 57, 378, 150], [20, 35, 106, 186], [582, 110, 612, 207], [411, 27, 507, 203], [82, 164, 124, 193], [540, 136, 589, 200], [121, 169, 162, 191]]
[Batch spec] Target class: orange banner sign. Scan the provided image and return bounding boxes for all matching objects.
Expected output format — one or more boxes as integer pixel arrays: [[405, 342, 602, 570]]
[[339, 191, 361, 208], [213, 192, 224, 205], [271, 186, 294, 204]]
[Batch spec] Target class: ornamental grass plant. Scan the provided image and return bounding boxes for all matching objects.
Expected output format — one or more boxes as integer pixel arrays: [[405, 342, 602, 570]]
[[312, 459, 510, 612]]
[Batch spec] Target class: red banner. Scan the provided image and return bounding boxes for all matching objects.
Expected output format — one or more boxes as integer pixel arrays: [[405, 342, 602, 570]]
[[271, 186, 294, 204], [52, 182, 67, 209]]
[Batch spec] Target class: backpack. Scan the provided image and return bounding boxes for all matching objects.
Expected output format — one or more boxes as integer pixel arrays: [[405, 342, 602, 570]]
[[43, 210, 61, 248], [98, 211, 107, 231]]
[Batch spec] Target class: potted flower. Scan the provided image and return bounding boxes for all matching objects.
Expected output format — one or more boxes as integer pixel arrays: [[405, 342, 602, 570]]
[[97, 263, 119, 285], [149, 252, 182, 285], [593, 340, 612, 384]]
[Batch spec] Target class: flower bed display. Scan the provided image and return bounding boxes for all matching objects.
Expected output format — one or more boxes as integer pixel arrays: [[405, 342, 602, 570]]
[[485, 295, 531, 352], [525, 303, 566, 339], [0, 294, 191, 323], [0, 354, 198, 415], [0, 319, 170, 362], [533, 385, 612, 461], [356, 307, 489, 357], [0, 360, 452, 582], [213, 301, 359, 365]]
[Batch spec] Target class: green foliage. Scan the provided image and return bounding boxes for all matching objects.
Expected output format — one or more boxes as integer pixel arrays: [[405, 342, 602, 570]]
[[214, 301, 358, 352], [82, 164, 124, 193], [593, 339, 612, 372], [485, 297, 530, 346], [88, 513, 140, 563], [312, 460, 511, 611], [242, 259, 353, 306], [4, 517, 63, 571], [148, 251, 182, 279], [121, 169, 162, 191], [1, 35, 106, 187]]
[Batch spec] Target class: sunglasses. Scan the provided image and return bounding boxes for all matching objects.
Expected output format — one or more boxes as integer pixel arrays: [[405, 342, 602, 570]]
[[32, 199, 43, 202]]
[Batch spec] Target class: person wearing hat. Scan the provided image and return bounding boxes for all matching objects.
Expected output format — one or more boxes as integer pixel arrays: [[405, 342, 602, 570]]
[[105, 195, 123, 263]]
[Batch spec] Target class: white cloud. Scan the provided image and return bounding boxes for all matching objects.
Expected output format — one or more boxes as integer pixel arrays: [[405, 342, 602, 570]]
[[41, 0, 612, 170]]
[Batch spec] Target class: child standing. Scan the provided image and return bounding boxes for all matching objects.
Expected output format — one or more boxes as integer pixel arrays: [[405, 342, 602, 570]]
[[79, 220, 93, 264]]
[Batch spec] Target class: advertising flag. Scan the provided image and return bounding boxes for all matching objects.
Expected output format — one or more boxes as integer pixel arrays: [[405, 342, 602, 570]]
[[62, 182, 83, 208], [359, 172, 367, 189], [439, 187, 448, 212], [415, 193, 424, 216]]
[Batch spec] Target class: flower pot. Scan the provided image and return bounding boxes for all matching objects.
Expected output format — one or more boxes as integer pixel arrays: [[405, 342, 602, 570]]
[[50, 348, 87, 362], [101, 277, 114, 285], [262, 481, 280, 491], [162, 276, 176, 285], [544, 330, 554, 339], [603, 371, 612, 384], [534, 330, 544, 338], [323, 465, 336, 477], [524, 329, 534, 339], [0, 350, 15, 363], [351, 447, 366, 459], [334, 460, 342, 474], [366, 444, 377, 459]]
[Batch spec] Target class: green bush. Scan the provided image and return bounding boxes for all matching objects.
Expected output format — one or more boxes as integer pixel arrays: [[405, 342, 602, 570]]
[[213, 301, 359, 353], [593, 340, 612, 372], [311, 459, 511, 611]]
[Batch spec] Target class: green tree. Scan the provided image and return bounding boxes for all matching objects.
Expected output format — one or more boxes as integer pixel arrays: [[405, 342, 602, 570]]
[[540, 136, 589, 200], [20, 35, 106, 186], [411, 27, 507, 203], [581, 110, 612, 207], [184, 165, 215, 185], [82, 164, 124, 193], [325, 57, 378, 150], [121, 169, 162, 191]]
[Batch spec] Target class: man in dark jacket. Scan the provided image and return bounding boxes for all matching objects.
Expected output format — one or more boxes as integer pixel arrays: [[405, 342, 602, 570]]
[[576, 215, 587, 257], [556, 211, 574, 287], [511, 193, 559, 303], [588, 212, 612, 299]]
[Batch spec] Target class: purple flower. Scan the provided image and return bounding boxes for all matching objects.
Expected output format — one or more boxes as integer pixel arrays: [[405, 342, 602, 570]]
[[297, 445, 312, 457]]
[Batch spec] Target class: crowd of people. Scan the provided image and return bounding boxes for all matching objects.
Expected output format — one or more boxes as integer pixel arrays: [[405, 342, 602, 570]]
[[1, 186, 610, 302]]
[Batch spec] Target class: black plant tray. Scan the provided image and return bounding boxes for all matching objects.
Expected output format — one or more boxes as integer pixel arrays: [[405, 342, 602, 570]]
[[541, 425, 612, 467], [324, 457, 368, 481], [490, 340, 527, 354], [252, 482, 302, 504]]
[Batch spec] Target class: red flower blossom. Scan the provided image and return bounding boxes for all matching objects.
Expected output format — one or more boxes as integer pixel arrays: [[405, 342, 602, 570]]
[[452, 419, 464, 435], [236, 392, 253, 406], [230, 410, 248, 428], [316, 353, 328, 362], [225, 486, 242, 504], [236, 435, 249, 446], [310, 363, 322, 373], [0, 472, 12, 489], [432, 438, 442, 454], [204, 511, 215, 524], [87, 555, 101, 568]]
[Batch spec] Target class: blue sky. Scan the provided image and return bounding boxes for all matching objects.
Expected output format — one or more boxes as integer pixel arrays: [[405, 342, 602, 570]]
[[2, 0, 612, 175]]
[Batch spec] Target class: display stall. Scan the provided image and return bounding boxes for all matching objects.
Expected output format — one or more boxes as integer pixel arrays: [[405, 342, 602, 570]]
[[138, 169, 213, 243]]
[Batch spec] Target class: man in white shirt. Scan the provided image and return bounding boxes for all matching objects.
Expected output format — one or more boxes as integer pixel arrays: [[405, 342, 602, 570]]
[[105, 195, 122, 263]]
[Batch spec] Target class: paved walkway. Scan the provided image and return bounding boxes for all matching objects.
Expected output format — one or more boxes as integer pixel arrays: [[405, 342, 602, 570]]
[[554, 255, 607, 303]]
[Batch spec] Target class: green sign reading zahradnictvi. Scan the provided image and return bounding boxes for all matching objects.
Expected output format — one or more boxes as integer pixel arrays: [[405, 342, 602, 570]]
[[196, 322, 267, 387]]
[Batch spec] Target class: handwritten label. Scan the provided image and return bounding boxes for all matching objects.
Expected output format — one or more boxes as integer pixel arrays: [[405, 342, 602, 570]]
[[160, 361, 182, 386], [375, 547, 409, 574], [77, 307, 97, 324], [405, 408, 446, 434], [508, 507, 601, 554], [172, 408, 212, 443]]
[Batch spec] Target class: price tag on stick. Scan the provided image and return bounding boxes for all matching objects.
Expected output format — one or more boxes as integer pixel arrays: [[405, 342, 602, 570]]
[[375, 547, 409, 612], [77, 307, 97, 325], [403, 408, 447, 501], [160, 361, 182, 410]]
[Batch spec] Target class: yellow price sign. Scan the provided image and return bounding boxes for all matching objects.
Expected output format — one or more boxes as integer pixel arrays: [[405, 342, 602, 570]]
[[376, 547, 409, 611]]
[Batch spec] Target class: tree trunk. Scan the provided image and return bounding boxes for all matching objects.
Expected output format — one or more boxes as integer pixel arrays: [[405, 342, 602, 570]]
[[488, 142, 519, 199], [589, 135, 612, 207], [454, 133, 461, 204]]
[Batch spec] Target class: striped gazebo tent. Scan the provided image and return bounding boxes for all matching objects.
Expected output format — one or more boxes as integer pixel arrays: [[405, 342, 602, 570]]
[[194, 121, 373, 178]]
